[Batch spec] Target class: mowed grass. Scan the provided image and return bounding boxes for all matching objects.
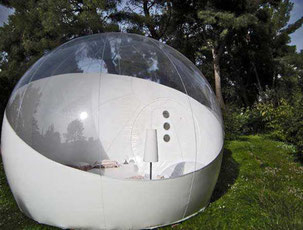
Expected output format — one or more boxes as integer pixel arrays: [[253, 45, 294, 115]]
[[1, 135, 302, 230]]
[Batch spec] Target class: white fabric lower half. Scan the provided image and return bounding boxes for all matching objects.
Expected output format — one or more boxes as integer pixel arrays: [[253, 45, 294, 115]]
[[1, 114, 222, 229]]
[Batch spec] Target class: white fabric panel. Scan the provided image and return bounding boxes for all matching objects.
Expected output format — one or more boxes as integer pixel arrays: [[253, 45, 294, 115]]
[[11, 73, 222, 179], [1, 114, 223, 229], [1, 114, 105, 229], [184, 153, 223, 217]]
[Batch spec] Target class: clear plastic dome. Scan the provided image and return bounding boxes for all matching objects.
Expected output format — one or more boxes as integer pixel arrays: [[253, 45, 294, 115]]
[[6, 32, 223, 180]]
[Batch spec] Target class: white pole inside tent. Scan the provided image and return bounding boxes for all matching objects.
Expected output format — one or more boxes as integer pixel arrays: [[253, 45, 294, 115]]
[[150, 162, 152, 180], [144, 129, 158, 180]]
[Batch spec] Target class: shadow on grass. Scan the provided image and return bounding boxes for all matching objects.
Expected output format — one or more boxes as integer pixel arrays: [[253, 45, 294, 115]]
[[210, 148, 239, 202]]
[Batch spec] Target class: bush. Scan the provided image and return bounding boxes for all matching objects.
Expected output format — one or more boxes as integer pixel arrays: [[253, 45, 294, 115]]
[[284, 100, 303, 161], [255, 99, 294, 141], [224, 98, 303, 160], [223, 106, 246, 140], [223, 105, 264, 140]]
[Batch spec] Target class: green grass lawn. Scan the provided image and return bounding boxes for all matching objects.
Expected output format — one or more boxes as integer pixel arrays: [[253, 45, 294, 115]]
[[1, 135, 302, 229]]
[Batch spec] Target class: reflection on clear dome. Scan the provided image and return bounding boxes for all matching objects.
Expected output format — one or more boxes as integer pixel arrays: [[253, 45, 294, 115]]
[[6, 32, 223, 181], [2, 32, 224, 230]]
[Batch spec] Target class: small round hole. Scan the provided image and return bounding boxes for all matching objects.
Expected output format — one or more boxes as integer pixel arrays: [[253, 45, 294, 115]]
[[163, 122, 170, 130], [163, 110, 169, 118], [163, 134, 170, 142]]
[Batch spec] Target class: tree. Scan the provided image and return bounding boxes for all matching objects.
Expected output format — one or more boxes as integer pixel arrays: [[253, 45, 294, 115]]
[[1, 0, 303, 115], [197, 8, 258, 108], [224, 0, 303, 106], [122, 0, 260, 108], [63, 119, 85, 143], [274, 50, 303, 103], [156, 0, 303, 108], [116, 0, 173, 40], [0, 0, 120, 130]]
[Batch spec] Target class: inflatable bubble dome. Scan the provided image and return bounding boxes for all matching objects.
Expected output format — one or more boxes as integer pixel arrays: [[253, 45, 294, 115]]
[[1, 32, 224, 229]]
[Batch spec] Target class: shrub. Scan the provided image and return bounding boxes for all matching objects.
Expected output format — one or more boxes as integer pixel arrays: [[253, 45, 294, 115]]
[[284, 100, 303, 161], [256, 99, 294, 141], [223, 105, 264, 140], [224, 98, 303, 161]]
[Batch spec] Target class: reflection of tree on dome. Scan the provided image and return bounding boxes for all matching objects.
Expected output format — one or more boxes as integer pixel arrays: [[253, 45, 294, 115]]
[[6, 84, 109, 166], [6, 90, 22, 128], [38, 124, 61, 160], [5, 68, 220, 179], [31, 48, 83, 81], [63, 119, 86, 143], [6, 84, 42, 145]]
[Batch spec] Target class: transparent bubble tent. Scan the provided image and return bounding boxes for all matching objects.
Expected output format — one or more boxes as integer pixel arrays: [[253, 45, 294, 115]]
[[1, 33, 224, 229]]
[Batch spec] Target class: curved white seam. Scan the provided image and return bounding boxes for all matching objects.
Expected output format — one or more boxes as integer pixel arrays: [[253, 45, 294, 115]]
[[98, 34, 107, 230], [15, 56, 48, 132], [149, 39, 198, 219]]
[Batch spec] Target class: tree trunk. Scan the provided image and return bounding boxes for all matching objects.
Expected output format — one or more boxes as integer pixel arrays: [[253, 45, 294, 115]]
[[143, 0, 159, 40], [211, 48, 225, 109], [252, 62, 262, 93], [103, 40, 118, 74]]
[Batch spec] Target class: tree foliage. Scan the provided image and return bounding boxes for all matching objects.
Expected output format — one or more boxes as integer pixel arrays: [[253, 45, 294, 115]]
[[0, 0, 303, 147], [0, 0, 120, 124]]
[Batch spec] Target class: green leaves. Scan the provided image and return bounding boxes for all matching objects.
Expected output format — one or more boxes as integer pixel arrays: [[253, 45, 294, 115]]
[[198, 10, 234, 28], [198, 10, 257, 30], [0, 0, 120, 133]]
